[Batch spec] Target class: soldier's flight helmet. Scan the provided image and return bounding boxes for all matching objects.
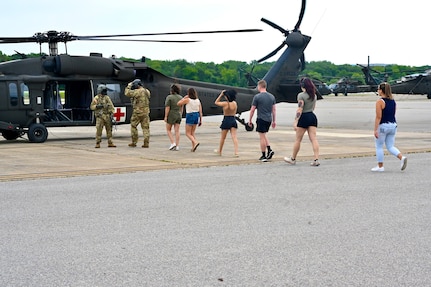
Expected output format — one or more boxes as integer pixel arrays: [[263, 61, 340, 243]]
[[131, 79, 142, 89], [97, 84, 108, 95]]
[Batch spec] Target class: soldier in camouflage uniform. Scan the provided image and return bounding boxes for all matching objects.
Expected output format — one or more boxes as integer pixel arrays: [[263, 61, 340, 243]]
[[125, 79, 151, 148], [90, 84, 116, 148]]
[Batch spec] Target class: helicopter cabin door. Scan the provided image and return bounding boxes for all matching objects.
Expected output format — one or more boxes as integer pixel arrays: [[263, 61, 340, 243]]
[[42, 80, 93, 126]]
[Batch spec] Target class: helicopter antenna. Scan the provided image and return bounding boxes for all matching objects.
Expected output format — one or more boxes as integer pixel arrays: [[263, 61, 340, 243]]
[[14, 50, 27, 59], [310, 7, 327, 35]]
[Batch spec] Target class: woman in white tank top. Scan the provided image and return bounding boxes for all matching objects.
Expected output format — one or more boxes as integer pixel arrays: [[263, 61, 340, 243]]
[[177, 88, 202, 152]]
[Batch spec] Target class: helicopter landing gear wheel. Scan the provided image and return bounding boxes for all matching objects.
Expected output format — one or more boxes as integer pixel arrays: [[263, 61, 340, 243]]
[[28, 123, 48, 143], [2, 130, 21, 140]]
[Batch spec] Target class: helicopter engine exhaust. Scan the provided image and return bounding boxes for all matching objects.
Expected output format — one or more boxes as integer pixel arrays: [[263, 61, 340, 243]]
[[42, 55, 135, 80]]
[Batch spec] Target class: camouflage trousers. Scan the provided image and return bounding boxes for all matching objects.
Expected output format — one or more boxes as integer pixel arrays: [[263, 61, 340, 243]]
[[130, 112, 150, 144], [95, 115, 114, 144]]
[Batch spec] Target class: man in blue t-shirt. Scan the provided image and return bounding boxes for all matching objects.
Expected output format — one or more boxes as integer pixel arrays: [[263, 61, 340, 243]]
[[248, 80, 277, 162]]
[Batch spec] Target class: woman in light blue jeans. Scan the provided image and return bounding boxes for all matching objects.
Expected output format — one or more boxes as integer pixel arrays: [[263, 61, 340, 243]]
[[372, 82, 407, 172]]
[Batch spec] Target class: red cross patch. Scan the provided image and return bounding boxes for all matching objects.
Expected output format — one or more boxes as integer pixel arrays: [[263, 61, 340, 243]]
[[113, 107, 126, 122]]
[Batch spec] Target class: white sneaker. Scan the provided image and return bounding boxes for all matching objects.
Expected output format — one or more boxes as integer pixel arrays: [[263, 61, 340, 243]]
[[371, 166, 384, 172], [175, 146, 180, 151], [284, 157, 296, 165], [169, 143, 176, 150], [401, 156, 407, 171]]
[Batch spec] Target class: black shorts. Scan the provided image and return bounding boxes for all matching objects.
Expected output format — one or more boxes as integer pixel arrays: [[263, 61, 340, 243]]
[[220, 116, 238, 130], [256, 118, 271, 133], [297, 112, 318, 128]]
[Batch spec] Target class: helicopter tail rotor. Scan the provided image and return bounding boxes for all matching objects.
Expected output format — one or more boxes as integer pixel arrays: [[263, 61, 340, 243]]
[[294, 0, 306, 31], [257, 42, 286, 63], [256, 0, 307, 63], [260, 18, 289, 36]]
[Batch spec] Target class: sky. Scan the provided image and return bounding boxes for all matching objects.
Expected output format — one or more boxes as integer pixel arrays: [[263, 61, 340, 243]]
[[0, 0, 429, 66]]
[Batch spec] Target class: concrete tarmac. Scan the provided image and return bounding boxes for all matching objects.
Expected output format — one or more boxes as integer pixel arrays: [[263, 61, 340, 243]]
[[1, 94, 431, 286], [0, 94, 430, 181]]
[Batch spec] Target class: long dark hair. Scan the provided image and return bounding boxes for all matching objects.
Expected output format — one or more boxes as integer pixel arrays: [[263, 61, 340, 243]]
[[300, 77, 316, 100], [188, 87, 198, 99], [170, 84, 180, 94], [224, 89, 237, 102]]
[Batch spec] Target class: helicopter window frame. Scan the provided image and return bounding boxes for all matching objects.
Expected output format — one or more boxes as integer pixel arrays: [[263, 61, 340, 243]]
[[8, 83, 18, 107], [20, 83, 30, 106], [105, 83, 122, 105], [7, 82, 30, 107]]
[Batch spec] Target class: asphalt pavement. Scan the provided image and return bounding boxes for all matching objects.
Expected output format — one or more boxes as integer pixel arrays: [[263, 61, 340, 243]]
[[1, 153, 431, 286]]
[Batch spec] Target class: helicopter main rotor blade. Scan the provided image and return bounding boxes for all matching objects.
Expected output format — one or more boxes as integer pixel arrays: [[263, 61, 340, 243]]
[[83, 38, 200, 43], [260, 18, 289, 36], [76, 29, 263, 39], [0, 37, 38, 44], [294, 0, 306, 31], [257, 42, 286, 63], [0, 29, 262, 44]]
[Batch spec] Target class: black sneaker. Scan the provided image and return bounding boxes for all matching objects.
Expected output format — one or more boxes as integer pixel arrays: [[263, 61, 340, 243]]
[[267, 150, 274, 160], [259, 155, 267, 162]]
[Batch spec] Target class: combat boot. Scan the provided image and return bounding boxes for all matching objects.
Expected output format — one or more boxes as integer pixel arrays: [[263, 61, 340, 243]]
[[142, 139, 149, 148], [95, 143, 100, 148], [128, 142, 137, 147], [108, 143, 116, 148]]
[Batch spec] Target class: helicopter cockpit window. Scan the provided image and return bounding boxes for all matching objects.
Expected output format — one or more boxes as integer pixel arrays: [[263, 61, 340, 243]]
[[106, 83, 121, 105], [20, 83, 30, 105], [8, 83, 18, 106]]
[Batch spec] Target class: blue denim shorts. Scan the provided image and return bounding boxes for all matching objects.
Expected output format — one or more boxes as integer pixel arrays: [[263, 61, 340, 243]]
[[186, 112, 200, 125]]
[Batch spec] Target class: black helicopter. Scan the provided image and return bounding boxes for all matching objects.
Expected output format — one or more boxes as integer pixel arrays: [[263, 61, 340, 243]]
[[0, 0, 316, 143], [359, 56, 431, 99], [328, 77, 373, 96], [391, 70, 431, 99]]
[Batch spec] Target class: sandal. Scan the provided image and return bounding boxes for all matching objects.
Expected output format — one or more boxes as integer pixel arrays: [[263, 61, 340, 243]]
[[192, 142, 200, 152]]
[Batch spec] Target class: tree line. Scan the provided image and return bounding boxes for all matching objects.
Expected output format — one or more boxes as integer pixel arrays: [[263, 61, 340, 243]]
[[1, 51, 429, 88]]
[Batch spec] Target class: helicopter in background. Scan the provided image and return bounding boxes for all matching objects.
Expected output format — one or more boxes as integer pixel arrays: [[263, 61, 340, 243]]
[[361, 64, 431, 99], [328, 77, 373, 96], [0, 0, 316, 143], [391, 70, 431, 99], [325, 55, 431, 97], [359, 57, 431, 99]]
